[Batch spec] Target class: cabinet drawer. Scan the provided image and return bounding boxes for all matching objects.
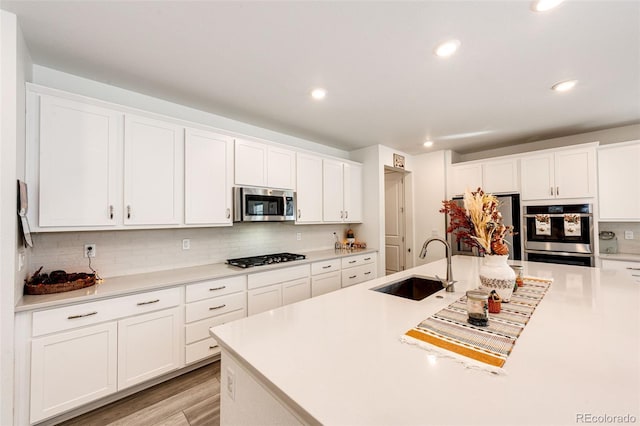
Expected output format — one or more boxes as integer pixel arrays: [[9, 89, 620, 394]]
[[185, 308, 246, 344], [282, 277, 311, 305], [248, 264, 309, 290], [185, 275, 245, 303], [601, 259, 640, 283], [32, 287, 181, 337], [185, 292, 246, 323], [341, 253, 375, 269], [311, 271, 341, 297], [311, 259, 341, 275], [185, 337, 220, 364], [341, 263, 377, 287]]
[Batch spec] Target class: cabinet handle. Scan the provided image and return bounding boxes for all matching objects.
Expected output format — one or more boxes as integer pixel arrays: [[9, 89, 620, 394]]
[[349, 275, 357, 279], [345, 210, 348, 219], [209, 285, 226, 291], [322, 265, 332, 269], [137, 299, 160, 306], [550, 187, 554, 196], [127, 205, 131, 219], [226, 208, 231, 219], [340, 211, 344, 219], [209, 345, 218, 350], [626, 267, 640, 271], [364, 271, 371, 275], [348, 260, 357, 264], [632, 274, 640, 277], [298, 209, 301, 219], [67, 311, 98, 320], [556, 186, 559, 196], [109, 205, 114, 220], [209, 304, 226, 310], [364, 257, 371, 261]]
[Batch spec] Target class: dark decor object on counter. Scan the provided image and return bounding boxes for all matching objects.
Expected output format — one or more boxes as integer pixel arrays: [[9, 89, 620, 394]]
[[24, 266, 96, 295]]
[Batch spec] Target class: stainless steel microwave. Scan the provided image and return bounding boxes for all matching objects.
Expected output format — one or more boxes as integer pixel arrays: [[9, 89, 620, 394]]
[[233, 187, 296, 222]]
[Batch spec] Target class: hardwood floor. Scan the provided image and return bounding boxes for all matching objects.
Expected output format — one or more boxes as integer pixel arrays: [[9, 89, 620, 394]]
[[59, 362, 221, 426]]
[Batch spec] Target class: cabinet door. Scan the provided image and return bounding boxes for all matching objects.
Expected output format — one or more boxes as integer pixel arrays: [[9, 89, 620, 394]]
[[267, 146, 295, 189], [235, 139, 267, 187], [38, 95, 121, 227], [296, 153, 323, 223], [185, 129, 233, 225], [344, 163, 363, 222], [449, 163, 482, 197], [282, 277, 311, 305], [124, 114, 182, 225], [248, 283, 282, 316], [483, 159, 519, 194], [311, 271, 341, 297], [323, 159, 344, 222], [598, 142, 640, 220], [117, 307, 182, 390], [554, 148, 596, 198], [30, 322, 117, 423], [521, 153, 555, 200]]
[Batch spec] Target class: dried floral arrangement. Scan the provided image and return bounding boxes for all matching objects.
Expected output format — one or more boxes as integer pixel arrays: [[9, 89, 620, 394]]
[[440, 187, 515, 255]]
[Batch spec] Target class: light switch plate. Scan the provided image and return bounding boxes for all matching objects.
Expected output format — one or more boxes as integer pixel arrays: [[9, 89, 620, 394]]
[[182, 239, 191, 250], [625, 230, 634, 240]]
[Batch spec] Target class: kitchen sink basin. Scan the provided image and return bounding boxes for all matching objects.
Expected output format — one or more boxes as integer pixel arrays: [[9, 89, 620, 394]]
[[371, 276, 444, 301]]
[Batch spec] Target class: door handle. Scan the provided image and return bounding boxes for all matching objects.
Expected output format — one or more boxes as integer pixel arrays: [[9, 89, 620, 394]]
[[109, 205, 114, 220], [345, 211, 348, 219], [226, 208, 231, 219], [298, 209, 301, 219], [127, 205, 131, 219], [556, 186, 559, 196], [340, 211, 344, 219], [550, 187, 554, 196]]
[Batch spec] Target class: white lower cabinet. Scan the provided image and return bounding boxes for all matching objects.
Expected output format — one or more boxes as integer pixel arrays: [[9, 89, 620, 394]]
[[282, 277, 311, 305], [601, 259, 640, 283], [311, 258, 342, 297], [341, 253, 377, 287], [184, 276, 247, 364], [247, 265, 310, 315], [28, 287, 183, 423], [117, 307, 181, 390], [30, 322, 118, 423], [248, 283, 283, 316]]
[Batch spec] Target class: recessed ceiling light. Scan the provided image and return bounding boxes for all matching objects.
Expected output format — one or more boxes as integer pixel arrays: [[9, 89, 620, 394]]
[[531, 0, 564, 12], [551, 79, 578, 92], [423, 140, 434, 148], [434, 39, 461, 58], [311, 88, 327, 100]]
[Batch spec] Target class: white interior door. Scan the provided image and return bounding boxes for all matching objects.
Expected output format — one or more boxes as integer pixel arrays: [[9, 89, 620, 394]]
[[385, 171, 405, 275]]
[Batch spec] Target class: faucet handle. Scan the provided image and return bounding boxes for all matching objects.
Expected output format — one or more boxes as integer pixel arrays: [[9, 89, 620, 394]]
[[435, 275, 457, 291]]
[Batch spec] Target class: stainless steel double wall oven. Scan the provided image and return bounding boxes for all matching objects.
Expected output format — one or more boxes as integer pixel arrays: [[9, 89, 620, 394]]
[[523, 204, 595, 267]]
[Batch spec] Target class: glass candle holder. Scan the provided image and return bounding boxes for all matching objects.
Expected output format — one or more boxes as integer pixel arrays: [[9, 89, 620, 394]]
[[511, 265, 524, 287], [466, 290, 489, 327]]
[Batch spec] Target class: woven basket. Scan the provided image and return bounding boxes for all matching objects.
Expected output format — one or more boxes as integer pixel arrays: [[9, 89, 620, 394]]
[[24, 275, 96, 295]]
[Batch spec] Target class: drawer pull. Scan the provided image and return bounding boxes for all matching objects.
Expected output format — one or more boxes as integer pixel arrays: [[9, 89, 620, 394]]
[[209, 304, 226, 310], [348, 260, 357, 264], [67, 311, 97, 320], [209, 286, 226, 291], [137, 299, 160, 306], [364, 257, 371, 261], [632, 274, 640, 277], [109, 205, 114, 220], [364, 271, 371, 275], [626, 267, 640, 271], [209, 345, 218, 350], [349, 275, 357, 279], [322, 265, 332, 269]]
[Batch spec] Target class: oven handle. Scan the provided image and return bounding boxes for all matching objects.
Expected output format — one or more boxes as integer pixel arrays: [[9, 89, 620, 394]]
[[524, 213, 593, 218], [525, 249, 594, 257]]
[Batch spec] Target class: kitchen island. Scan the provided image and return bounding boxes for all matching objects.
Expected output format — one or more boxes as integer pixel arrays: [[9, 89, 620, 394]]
[[210, 255, 639, 426]]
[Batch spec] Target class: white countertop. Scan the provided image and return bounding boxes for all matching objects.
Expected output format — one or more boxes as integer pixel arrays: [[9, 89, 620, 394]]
[[211, 256, 640, 425], [599, 252, 640, 262], [15, 248, 376, 312]]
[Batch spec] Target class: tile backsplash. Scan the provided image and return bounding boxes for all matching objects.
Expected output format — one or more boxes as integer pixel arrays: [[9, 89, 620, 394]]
[[29, 223, 361, 278], [598, 222, 640, 254]]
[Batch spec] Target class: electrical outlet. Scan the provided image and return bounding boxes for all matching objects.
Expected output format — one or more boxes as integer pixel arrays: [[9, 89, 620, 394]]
[[296, 232, 302, 241], [431, 229, 439, 237], [84, 244, 96, 258], [625, 230, 634, 240], [226, 367, 236, 401], [18, 252, 25, 271], [182, 239, 191, 250]]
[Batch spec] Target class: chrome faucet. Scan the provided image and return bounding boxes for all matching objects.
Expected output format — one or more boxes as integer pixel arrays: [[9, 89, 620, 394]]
[[419, 237, 455, 292]]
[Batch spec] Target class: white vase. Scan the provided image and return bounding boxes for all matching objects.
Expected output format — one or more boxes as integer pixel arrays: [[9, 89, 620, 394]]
[[479, 254, 516, 302]]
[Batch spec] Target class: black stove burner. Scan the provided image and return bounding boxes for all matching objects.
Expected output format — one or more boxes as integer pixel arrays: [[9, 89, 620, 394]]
[[226, 252, 306, 268]]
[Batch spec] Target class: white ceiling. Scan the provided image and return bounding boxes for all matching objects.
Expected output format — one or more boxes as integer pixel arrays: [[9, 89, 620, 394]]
[[2, 1, 639, 155]]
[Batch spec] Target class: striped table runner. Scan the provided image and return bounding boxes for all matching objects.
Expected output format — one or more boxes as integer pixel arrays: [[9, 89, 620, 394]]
[[403, 277, 552, 369]]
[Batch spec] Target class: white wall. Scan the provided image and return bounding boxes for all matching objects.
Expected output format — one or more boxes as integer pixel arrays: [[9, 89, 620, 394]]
[[1, 10, 31, 426], [458, 124, 640, 162], [32, 65, 351, 160]]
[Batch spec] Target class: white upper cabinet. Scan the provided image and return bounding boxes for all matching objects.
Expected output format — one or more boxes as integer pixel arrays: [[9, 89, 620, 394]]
[[235, 139, 295, 189], [295, 153, 323, 223], [598, 141, 640, 221], [449, 159, 518, 197], [184, 129, 233, 225], [323, 159, 363, 223], [124, 114, 183, 225], [37, 95, 122, 227], [521, 146, 596, 200]]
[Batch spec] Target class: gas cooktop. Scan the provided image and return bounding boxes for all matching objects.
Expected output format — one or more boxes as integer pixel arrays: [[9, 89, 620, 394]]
[[226, 252, 306, 268]]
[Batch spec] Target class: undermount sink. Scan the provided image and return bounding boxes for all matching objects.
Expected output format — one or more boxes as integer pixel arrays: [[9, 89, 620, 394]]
[[371, 276, 444, 301]]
